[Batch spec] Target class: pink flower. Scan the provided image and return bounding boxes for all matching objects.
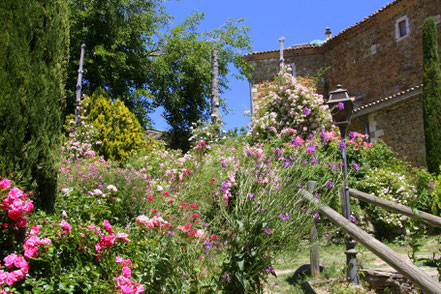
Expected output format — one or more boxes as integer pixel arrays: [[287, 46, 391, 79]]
[[8, 187, 23, 199], [0, 179, 12, 190], [122, 266, 131, 278], [0, 270, 7, 285], [103, 220, 113, 234], [23, 201, 33, 214], [100, 235, 116, 248], [116, 232, 130, 243], [3, 254, 17, 268], [15, 217, 28, 228], [8, 209, 23, 221], [24, 247, 39, 259], [135, 215, 149, 226], [59, 219, 72, 233]]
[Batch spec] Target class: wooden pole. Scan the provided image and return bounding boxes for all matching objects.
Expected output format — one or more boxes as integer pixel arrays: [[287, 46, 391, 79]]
[[349, 188, 441, 228], [300, 189, 441, 293], [308, 181, 320, 278], [211, 48, 220, 123], [75, 44, 86, 123]]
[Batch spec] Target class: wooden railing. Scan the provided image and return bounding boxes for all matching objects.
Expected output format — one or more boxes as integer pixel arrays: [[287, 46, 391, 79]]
[[301, 185, 441, 293]]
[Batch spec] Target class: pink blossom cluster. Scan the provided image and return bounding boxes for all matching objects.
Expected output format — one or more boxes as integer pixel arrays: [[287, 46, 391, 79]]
[[249, 68, 332, 143], [88, 221, 130, 255], [0, 254, 27, 287], [114, 257, 144, 293], [23, 233, 51, 259], [135, 215, 169, 230], [0, 179, 33, 229]]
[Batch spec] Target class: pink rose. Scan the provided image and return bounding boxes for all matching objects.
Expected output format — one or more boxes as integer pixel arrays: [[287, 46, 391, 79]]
[[59, 219, 72, 233], [136, 215, 149, 226], [103, 220, 113, 234], [23, 201, 33, 214], [116, 232, 130, 243], [0, 179, 12, 190], [16, 217, 28, 228], [3, 254, 18, 268], [122, 266, 131, 278], [8, 187, 23, 199], [8, 209, 23, 221]]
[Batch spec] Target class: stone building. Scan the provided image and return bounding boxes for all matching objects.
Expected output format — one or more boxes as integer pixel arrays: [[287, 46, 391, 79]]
[[245, 0, 441, 166]]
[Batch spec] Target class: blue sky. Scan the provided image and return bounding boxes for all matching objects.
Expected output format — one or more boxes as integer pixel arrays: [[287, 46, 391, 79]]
[[150, 0, 392, 131]]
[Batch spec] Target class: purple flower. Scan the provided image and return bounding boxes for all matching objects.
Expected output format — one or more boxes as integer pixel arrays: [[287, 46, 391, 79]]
[[306, 145, 316, 154], [326, 180, 334, 189], [350, 215, 357, 223], [325, 233, 330, 239], [311, 157, 317, 165], [338, 140, 346, 151], [352, 162, 360, 171], [328, 162, 336, 170], [348, 131, 355, 140], [262, 228, 271, 234], [303, 107, 311, 115], [167, 231, 175, 237], [248, 193, 255, 199], [220, 181, 230, 192], [313, 210, 321, 221], [338, 102, 344, 110], [297, 184, 302, 188], [221, 161, 228, 168], [222, 273, 231, 283], [279, 212, 290, 221], [265, 266, 275, 274]]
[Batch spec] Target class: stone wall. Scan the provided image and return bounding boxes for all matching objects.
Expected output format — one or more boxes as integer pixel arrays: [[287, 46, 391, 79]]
[[349, 95, 426, 167], [324, 0, 441, 105]]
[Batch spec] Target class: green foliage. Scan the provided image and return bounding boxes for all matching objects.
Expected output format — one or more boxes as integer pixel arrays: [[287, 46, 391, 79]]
[[150, 12, 252, 150], [422, 16, 441, 174], [431, 172, 441, 215], [86, 92, 146, 163], [0, 0, 69, 212], [66, 0, 167, 126]]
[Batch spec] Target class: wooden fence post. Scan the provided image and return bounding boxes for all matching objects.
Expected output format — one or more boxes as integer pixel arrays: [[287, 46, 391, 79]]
[[308, 181, 320, 278]]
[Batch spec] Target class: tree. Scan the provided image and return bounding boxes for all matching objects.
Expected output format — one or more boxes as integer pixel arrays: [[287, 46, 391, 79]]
[[0, 0, 69, 212], [150, 12, 252, 150], [422, 17, 441, 174], [66, 0, 167, 126]]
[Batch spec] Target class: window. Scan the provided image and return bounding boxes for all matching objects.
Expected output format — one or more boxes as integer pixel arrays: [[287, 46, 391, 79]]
[[395, 16, 410, 41]]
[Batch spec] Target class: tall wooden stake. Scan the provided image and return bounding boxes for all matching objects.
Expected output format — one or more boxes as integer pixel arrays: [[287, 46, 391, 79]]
[[308, 181, 320, 278], [75, 43, 86, 123], [211, 48, 220, 123]]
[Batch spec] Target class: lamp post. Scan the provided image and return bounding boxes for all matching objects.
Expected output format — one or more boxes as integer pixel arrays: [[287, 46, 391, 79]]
[[326, 85, 360, 284]]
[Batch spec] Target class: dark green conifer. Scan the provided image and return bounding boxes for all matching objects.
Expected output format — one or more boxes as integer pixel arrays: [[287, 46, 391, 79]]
[[0, 0, 69, 212], [422, 17, 441, 174]]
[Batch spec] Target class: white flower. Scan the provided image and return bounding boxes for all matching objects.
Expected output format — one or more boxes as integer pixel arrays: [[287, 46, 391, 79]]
[[61, 210, 68, 218], [93, 189, 103, 195], [107, 185, 117, 192], [157, 185, 164, 192]]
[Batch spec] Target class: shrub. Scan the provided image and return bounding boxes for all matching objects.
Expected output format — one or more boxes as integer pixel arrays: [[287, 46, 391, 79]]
[[78, 92, 146, 164]]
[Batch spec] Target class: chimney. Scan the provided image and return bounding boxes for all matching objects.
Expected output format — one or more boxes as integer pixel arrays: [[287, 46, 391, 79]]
[[325, 27, 332, 41]]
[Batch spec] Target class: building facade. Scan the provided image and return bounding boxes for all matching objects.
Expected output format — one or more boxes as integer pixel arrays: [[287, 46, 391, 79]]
[[245, 0, 441, 166]]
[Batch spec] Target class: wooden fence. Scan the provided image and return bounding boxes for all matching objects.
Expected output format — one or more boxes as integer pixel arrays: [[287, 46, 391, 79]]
[[301, 185, 441, 293]]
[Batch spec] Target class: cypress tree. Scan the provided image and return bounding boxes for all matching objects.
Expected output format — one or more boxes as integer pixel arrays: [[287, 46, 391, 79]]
[[0, 0, 69, 212], [422, 17, 441, 174]]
